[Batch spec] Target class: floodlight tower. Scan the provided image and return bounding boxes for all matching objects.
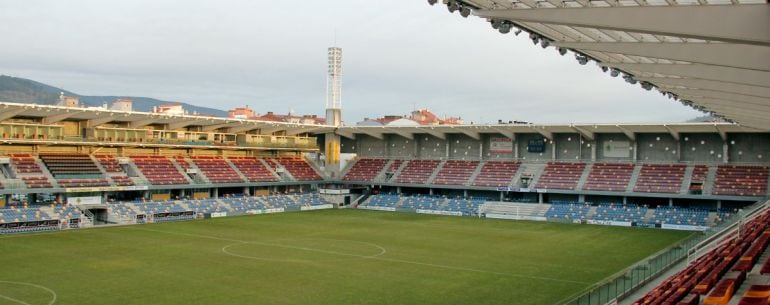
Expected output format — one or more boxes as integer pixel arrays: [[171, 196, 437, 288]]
[[324, 47, 343, 177]]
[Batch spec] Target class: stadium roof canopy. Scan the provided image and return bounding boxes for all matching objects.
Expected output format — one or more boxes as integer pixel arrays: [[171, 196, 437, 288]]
[[433, 1, 770, 130], [335, 122, 759, 141], [0, 102, 336, 135]]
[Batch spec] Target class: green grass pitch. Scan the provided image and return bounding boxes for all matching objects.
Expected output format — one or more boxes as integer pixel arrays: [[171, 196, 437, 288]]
[[0, 209, 692, 305]]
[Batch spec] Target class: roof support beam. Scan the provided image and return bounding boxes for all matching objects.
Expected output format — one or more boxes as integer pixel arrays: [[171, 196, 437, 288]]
[[285, 127, 325, 136], [41, 111, 79, 124], [358, 130, 385, 140], [571, 125, 595, 141], [129, 118, 158, 128], [0, 107, 27, 121], [201, 122, 238, 132], [168, 119, 205, 130], [714, 125, 728, 141], [230, 124, 263, 134], [385, 128, 414, 140], [530, 126, 553, 140], [474, 5, 770, 46], [454, 128, 481, 140], [615, 125, 636, 141], [87, 114, 118, 127], [603, 63, 770, 88], [490, 127, 516, 141], [417, 128, 446, 140], [637, 77, 770, 99], [255, 125, 286, 135], [553, 42, 770, 71], [335, 129, 356, 140], [662, 125, 680, 141]]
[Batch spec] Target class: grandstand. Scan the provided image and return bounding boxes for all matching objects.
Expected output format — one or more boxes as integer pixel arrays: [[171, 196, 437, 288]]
[[0, 1, 767, 303]]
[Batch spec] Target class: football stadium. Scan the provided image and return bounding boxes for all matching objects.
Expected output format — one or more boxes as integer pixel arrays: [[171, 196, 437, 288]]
[[1, 1, 769, 305]]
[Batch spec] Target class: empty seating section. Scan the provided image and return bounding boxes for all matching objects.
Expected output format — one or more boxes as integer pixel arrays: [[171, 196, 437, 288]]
[[57, 178, 109, 188], [273, 157, 321, 181], [536, 162, 586, 190], [582, 162, 634, 192], [39, 153, 109, 187], [545, 202, 590, 220], [228, 157, 279, 182], [387, 160, 403, 172], [650, 206, 709, 226], [634, 210, 770, 305], [173, 155, 192, 170], [343, 158, 388, 181], [364, 194, 401, 208], [190, 156, 243, 184], [39, 153, 102, 177], [432, 160, 479, 185], [95, 155, 123, 173], [633, 164, 686, 194], [395, 160, 440, 184], [364, 194, 484, 215], [692, 165, 709, 182], [442, 198, 484, 215], [110, 176, 134, 186], [217, 193, 329, 213], [472, 160, 520, 187], [593, 204, 648, 223], [400, 195, 443, 210], [10, 153, 42, 173], [22, 176, 52, 188], [712, 165, 769, 197], [131, 155, 189, 185], [0, 205, 81, 225]]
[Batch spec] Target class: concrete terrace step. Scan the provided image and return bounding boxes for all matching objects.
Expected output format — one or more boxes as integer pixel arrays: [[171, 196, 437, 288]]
[[626, 164, 644, 193], [426, 160, 446, 185], [680, 165, 695, 194], [576, 163, 593, 191], [466, 161, 486, 186]]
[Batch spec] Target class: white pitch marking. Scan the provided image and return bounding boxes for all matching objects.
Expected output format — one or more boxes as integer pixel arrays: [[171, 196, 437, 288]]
[[0, 281, 57, 305], [135, 227, 589, 285], [0, 294, 32, 305]]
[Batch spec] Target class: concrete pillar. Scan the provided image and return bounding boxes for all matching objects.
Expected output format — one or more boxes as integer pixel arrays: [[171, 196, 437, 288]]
[[514, 139, 519, 160], [668, 198, 673, 207], [324, 132, 341, 178], [551, 139, 557, 160], [717, 200, 722, 209], [723, 141, 729, 163], [213, 188, 219, 199], [578, 194, 585, 202], [463, 190, 468, 198], [633, 141, 638, 162], [479, 142, 484, 160], [179, 189, 185, 198], [445, 141, 450, 159], [591, 142, 597, 161], [396, 186, 401, 194], [677, 140, 682, 161], [243, 187, 250, 196], [499, 192, 504, 201], [623, 196, 628, 205], [538, 193, 543, 204], [429, 188, 433, 195]]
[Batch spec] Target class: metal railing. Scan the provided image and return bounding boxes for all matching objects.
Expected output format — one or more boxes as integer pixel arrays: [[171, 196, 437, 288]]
[[561, 199, 769, 305]]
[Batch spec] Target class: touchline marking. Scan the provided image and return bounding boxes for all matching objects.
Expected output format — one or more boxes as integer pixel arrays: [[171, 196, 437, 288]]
[[0, 281, 57, 305], [136, 227, 589, 285]]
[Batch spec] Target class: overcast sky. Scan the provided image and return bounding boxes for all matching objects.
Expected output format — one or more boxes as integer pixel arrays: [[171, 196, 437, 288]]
[[0, 0, 702, 124]]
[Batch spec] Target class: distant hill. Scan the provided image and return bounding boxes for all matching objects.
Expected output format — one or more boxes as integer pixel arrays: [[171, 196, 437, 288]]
[[0, 75, 228, 117]]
